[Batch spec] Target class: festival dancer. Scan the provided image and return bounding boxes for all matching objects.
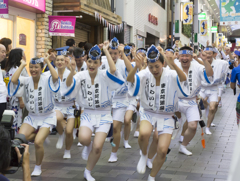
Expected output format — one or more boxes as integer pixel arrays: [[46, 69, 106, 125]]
[[127, 45, 187, 181], [62, 42, 124, 181], [8, 55, 59, 176]]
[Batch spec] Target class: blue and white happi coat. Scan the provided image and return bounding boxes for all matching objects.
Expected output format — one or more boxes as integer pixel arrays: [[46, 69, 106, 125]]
[[61, 69, 124, 126], [175, 61, 212, 105], [8, 72, 60, 126], [128, 67, 185, 114]]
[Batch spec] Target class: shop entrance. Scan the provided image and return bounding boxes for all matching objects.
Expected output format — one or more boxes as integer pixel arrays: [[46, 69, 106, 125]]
[[145, 33, 158, 48]]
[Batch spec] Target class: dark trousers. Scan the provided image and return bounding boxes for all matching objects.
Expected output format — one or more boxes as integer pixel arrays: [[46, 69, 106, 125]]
[[0, 102, 7, 121]]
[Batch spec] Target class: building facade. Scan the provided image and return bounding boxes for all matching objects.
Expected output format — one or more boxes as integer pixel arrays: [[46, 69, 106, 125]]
[[0, 0, 52, 68], [52, 0, 122, 48], [115, 0, 168, 48]]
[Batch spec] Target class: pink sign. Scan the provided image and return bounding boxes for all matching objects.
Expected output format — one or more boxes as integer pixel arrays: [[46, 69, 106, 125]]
[[11, 0, 45, 12], [49, 16, 76, 37], [0, 0, 9, 18]]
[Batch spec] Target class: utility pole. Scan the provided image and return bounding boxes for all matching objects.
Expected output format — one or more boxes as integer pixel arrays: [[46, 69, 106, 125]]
[[171, 0, 174, 47]]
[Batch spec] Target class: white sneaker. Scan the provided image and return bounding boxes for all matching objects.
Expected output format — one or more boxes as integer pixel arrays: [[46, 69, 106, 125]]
[[148, 175, 155, 181], [84, 168, 95, 181], [63, 150, 71, 159], [179, 145, 192, 156], [218, 102, 222, 108], [108, 152, 118, 163], [134, 131, 139, 138], [56, 133, 65, 149], [31, 165, 42, 177], [179, 135, 184, 143], [146, 159, 153, 169], [77, 142, 83, 147], [205, 127, 212, 135], [211, 123, 216, 127], [105, 137, 111, 142], [137, 154, 148, 174], [82, 142, 93, 161], [124, 140, 131, 149], [73, 128, 77, 140]]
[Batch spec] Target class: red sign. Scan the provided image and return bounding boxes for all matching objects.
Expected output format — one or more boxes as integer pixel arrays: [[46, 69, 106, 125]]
[[19, 34, 26, 45], [148, 14, 158, 25]]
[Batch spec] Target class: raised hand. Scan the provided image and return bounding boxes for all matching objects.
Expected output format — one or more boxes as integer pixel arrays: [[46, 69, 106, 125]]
[[118, 44, 125, 52], [156, 46, 163, 53], [135, 53, 144, 69], [20, 57, 27, 67], [193, 53, 197, 60], [165, 53, 175, 65], [131, 47, 136, 58], [103, 40, 110, 50], [70, 59, 76, 72], [201, 51, 207, 61]]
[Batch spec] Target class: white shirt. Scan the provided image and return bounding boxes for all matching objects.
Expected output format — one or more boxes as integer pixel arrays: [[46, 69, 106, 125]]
[[0, 67, 7, 103]]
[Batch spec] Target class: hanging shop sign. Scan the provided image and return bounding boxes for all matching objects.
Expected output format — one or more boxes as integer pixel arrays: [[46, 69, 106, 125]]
[[11, 0, 45, 12], [198, 13, 206, 20], [0, 0, 9, 18], [211, 26, 218, 32], [220, 0, 240, 25], [49, 16, 76, 37], [182, 2, 193, 24], [200, 20, 208, 36]]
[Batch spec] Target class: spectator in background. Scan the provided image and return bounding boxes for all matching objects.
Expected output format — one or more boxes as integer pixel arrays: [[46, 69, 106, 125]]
[[73, 48, 87, 72], [78, 41, 87, 49], [230, 50, 240, 127], [66, 39, 76, 47], [0, 44, 7, 121], [84, 42, 93, 52], [0, 38, 12, 70], [5, 48, 29, 131]]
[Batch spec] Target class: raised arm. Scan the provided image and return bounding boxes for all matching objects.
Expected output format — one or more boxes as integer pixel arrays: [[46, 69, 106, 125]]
[[102, 41, 116, 74], [193, 53, 204, 65], [11, 60, 27, 85], [66, 59, 76, 87], [44, 55, 58, 83], [127, 54, 142, 83], [118, 44, 132, 73], [167, 54, 187, 82], [201, 51, 213, 76]]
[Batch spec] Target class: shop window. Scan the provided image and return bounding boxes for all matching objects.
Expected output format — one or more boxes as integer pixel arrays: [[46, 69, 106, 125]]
[[0, 18, 13, 40], [16, 17, 35, 74], [153, 0, 165, 9]]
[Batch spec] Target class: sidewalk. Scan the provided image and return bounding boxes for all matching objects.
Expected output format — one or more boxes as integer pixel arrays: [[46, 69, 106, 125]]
[[8, 87, 238, 181]]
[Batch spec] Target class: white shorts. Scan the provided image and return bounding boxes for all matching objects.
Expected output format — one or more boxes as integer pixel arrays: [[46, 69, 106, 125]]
[[80, 120, 111, 133], [126, 104, 137, 112], [55, 104, 75, 120], [178, 101, 200, 122], [24, 112, 56, 131], [139, 108, 174, 135], [112, 107, 127, 123], [200, 89, 218, 102]]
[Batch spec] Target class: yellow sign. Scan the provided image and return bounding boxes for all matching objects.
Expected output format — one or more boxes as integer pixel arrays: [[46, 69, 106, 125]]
[[200, 20, 208, 36], [236, 39, 240, 47], [182, 2, 193, 24]]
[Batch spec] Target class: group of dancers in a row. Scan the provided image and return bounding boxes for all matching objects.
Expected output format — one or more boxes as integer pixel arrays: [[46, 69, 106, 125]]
[[8, 37, 230, 181]]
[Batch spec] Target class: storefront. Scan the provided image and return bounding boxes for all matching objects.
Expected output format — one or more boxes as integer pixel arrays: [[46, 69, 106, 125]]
[[115, 0, 167, 48], [0, 0, 46, 68], [53, 0, 122, 47]]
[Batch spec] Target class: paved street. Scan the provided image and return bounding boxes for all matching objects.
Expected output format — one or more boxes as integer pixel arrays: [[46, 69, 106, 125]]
[[8, 87, 238, 181]]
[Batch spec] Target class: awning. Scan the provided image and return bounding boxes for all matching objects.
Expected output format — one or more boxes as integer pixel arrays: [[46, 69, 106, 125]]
[[53, 0, 122, 25]]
